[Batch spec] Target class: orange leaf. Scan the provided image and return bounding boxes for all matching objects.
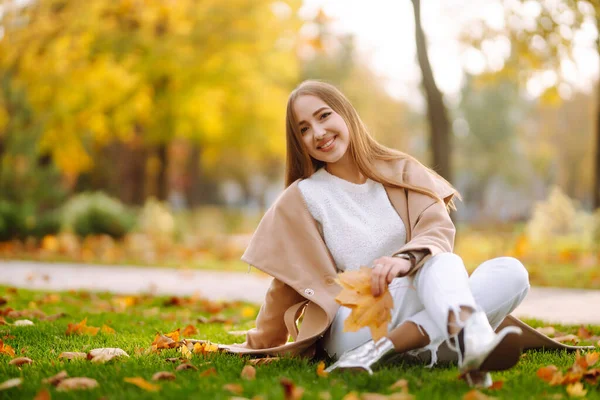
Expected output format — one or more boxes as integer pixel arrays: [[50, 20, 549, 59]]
[[182, 325, 198, 337], [335, 267, 393, 341], [389, 378, 409, 393], [577, 326, 592, 339], [585, 352, 599, 367], [165, 328, 180, 342], [223, 383, 243, 395], [124, 377, 160, 392], [65, 318, 99, 336], [0, 339, 15, 357], [489, 380, 504, 390], [463, 389, 496, 400], [151, 333, 178, 350], [316, 361, 329, 378], [537, 365, 559, 382]]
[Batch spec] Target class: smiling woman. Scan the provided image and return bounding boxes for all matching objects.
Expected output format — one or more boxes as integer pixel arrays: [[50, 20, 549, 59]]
[[222, 80, 590, 389]]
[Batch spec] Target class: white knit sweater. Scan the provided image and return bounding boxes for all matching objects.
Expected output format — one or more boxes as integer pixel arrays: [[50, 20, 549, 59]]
[[297, 168, 407, 272]]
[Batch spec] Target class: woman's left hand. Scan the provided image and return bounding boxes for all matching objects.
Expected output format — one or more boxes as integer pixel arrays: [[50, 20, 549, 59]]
[[371, 256, 411, 297]]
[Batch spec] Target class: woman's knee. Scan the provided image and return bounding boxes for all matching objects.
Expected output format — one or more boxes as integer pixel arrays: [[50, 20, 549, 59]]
[[427, 252, 464, 266], [476, 256, 530, 294]]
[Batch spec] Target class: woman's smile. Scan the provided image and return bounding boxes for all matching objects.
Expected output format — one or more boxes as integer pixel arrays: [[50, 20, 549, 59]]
[[318, 135, 337, 152]]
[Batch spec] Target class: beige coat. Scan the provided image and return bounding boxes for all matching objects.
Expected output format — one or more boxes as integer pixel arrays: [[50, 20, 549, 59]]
[[222, 158, 590, 357]]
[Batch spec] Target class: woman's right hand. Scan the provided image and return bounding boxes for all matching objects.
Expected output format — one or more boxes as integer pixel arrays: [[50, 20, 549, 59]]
[[371, 256, 412, 297]]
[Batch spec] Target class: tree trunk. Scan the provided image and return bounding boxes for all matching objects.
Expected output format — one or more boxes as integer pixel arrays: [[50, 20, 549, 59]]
[[410, 0, 452, 182], [156, 143, 168, 201]]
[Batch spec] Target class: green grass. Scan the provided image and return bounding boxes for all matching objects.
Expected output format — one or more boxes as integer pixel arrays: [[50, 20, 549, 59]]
[[0, 286, 599, 399]]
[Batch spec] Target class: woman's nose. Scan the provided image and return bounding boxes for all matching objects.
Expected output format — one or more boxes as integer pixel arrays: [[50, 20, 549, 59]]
[[314, 124, 326, 139]]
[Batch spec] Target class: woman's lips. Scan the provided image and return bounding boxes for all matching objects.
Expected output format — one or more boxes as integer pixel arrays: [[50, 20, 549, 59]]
[[318, 136, 337, 152]]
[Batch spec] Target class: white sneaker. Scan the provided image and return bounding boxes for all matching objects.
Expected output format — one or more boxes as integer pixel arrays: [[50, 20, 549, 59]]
[[450, 311, 523, 376]]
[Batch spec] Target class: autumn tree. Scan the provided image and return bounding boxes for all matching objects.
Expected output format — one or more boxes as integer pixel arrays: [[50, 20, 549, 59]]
[[0, 0, 301, 204], [460, 0, 599, 208]]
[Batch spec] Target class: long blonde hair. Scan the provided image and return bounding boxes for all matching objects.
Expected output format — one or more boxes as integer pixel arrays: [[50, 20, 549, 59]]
[[284, 80, 460, 210]]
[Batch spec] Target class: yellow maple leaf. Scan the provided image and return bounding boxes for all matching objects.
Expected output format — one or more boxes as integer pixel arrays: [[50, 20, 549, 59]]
[[101, 324, 115, 335], [65, 318, 99, 336], [165, 328, 180, 342], [335, 267, 393, 342], [124, 377, 160, 392], [180, 344, 192, 359], [566, 382, 587, 398]]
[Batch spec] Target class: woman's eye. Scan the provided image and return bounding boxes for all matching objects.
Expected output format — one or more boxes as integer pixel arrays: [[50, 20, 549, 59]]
[[300, 127, 308, 134], [320, 112, 331, 119]]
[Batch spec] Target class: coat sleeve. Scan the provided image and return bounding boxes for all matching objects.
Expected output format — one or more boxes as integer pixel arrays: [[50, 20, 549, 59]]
[[245, 277, 305, 349], [392, 161, 457, 273]]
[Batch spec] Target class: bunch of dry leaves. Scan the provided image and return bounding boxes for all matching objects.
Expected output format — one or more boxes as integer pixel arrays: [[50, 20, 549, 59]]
[[537, 351, 599, 397]]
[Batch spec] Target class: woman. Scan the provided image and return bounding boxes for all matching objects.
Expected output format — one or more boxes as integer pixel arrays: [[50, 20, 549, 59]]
[[222, 80, 585, 388]]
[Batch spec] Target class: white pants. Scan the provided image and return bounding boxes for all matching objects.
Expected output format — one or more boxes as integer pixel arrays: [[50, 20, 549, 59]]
[[322, 253, 530, 365]]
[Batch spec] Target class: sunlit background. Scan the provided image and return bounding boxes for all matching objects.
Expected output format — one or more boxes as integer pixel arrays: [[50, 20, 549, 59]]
[[0, 0, 598, 288]]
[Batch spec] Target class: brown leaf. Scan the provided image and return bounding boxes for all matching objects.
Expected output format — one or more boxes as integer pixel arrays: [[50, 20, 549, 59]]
[[316, 361, 329, 377], [42, 370, 69, 386], [0, 378, 22, 391], [151, 371, 176, 381], [585, 352, 599, 367], [9, 357, 33, 366], [56, 377, 99, 391], [565, 382, 587, 397], [124, 377, 160, 392], [165, 357, 184, 363], [199, 367, 217, 376], [223, 383, 244, 394], [176, 363, 199, 371], [0, 339, 16, 357], [390, 379, 409, 393], [241, 365, 256, 380], [335, 267, 393, 341], [59, 352, 87, 360], [248, 357, 280, 366], [462, 389, 497, 400], [65, 318, 100, 336], [182, 324, 198, 337], [33, 387, 51, 400], [280, 378, 305, 400]]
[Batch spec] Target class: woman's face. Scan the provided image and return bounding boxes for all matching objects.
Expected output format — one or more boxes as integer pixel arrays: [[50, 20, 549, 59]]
[[293, 95, 350, 165]]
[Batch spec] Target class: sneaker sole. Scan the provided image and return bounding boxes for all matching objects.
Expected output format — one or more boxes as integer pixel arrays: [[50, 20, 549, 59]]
[[478, 329, 523, 372]]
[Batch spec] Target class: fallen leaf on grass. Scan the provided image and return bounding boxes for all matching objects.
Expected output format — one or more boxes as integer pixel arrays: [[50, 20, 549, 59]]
[[124, 377, 160, 392], [192, 341, 220, 355], [280, 378, 304, 400], [152, 371, 176, 381], [182, 324, 198, 336], [33, 387, 51, 400], [553, 335, 580, 344], [390, 379, 409, 392], [489, 381, 504, 390], [0, 378, 22, 391], [0, 339, 15, 357], [565, 382, 587, 397], [42, 370, 68, 386], [176, 363, 199, 371], [248, 357, 280, 366], [180, 344, 193, 360], [14, 319, 34, 326], [537, 365, 560, 383], [585, 352, 599, 367], [316, 361, 329, 377], [241, 365, 256, 380], [223, 383, 244, 394], [59, 352, 87, 360], [463, 389, 497, 400], [9, 357, 33, 366], [101, 324, 115, 335], [165, 357, 185, 363], [577, 326, 592, 340], [200, 367, 217, 376], [65, 318, 100, 336], [335, 267, 393, 341], [43, 312, 67, 322], [341, 392, 360, 400], [56, 377, 99, 391], [88, 347, 129, 360], [0, 317, 6, 325]]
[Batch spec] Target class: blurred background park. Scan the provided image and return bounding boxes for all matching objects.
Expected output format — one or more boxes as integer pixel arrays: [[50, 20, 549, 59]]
[[0, 0, 598, 289]]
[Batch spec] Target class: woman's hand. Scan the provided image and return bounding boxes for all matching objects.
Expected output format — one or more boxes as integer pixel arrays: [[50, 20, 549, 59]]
[[371, 256, 412, 297]]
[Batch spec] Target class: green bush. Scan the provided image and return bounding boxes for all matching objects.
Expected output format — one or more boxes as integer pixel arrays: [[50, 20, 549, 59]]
[[0, 201, 61, 241], [62, 192, 136, 239], [0, 200, 26, 241]]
